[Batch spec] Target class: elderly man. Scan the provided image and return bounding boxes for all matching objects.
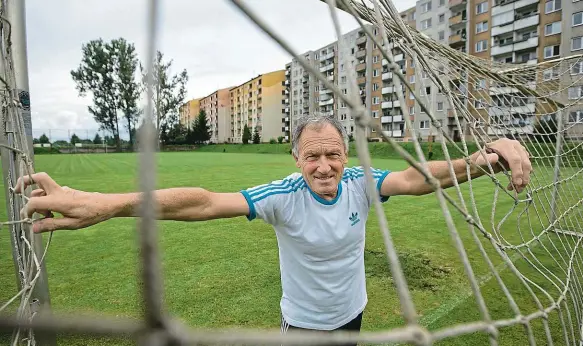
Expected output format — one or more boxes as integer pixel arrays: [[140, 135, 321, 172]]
[[16, 114, 531, 342]]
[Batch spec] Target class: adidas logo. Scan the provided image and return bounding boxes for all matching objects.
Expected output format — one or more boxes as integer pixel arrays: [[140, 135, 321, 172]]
[[349, 212, 360, 226]]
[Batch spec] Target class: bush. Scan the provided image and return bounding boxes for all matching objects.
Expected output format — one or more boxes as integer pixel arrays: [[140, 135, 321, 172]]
[[269, 138, 277, 144]]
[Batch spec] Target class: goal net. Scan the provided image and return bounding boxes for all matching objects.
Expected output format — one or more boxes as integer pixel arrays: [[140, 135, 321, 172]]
[[1, 0, 582, 345]]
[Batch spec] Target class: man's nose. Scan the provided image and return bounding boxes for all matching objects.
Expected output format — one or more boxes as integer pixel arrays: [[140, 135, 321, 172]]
[[317, 156, 331, 173]]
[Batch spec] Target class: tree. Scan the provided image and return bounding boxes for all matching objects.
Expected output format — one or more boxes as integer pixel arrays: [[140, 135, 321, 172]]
[[140, 51, 188, 147], [191, 110, 211, 144], [71, 39, 121, 151], [39, 133, 50, 144], [252, 127, 261, 144], [533, 114, 558, 143], [111, 38, 140, 151], [93, 133, 103, 144], [70, 133, 80, 145], [242, 124, 252, 144]]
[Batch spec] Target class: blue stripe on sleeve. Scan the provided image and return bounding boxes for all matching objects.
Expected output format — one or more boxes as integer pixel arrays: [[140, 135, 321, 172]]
[[240, 190, 257, 221]]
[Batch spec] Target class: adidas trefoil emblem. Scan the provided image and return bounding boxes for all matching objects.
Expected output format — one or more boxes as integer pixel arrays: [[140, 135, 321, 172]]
[[349, 212, 360, 226]]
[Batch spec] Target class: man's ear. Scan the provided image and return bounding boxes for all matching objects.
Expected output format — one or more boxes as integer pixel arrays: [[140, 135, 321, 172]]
[[293, 153, 300, 168]]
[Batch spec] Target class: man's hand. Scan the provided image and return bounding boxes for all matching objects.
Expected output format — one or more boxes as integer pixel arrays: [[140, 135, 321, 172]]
[[14, 172, 115, 233], [470, 138, 533, 193]]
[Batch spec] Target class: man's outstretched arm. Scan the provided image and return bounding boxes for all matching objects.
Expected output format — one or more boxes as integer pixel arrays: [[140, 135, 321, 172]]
[[14, 172, 250, 233], [380, 138, 532, 197]]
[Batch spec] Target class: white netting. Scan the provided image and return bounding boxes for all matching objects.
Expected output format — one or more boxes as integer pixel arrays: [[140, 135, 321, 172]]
[[1, 0, 582, 345]]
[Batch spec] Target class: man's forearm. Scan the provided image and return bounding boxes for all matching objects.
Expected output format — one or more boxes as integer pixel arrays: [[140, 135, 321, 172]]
[[106, 187, 214, 221], [407, 157, 483, 195]]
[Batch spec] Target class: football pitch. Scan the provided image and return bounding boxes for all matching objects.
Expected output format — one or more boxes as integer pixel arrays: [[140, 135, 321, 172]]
[[0, 151, 581, 345]]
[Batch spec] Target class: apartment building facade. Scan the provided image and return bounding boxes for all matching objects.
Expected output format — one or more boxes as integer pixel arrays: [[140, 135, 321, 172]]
[[178, 98, 201, 129], [230, 70, 286, 143], [283, 25, 408, 142], [198, 87, 231, 144]]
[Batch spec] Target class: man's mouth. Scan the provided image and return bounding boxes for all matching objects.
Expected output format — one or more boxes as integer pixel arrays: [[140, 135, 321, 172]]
[[315, 175, 334, 182]]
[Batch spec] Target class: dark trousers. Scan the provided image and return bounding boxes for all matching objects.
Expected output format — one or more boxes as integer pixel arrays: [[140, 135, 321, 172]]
[[281, 312, 363, 346]]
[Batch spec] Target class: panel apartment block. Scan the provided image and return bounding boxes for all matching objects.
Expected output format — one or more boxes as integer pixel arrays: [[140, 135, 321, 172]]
[[229, 70, 286, 143], [200, 88, 231, 143], [179, 98, 200, 129]]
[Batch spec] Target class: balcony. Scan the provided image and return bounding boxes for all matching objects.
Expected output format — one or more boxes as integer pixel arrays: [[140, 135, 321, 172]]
[[449, 0, 467, 10], [382, 86, 394, 94], [382, 72, 392, 80], [356, 35, 367, 45], [356, 49, 366, 59], [381, 116, 392, 123], [284, 107, 289, 113], [449, 34, 466, 46], [491, 43, 514, 56], [323, 51, 335, 61], [492, 0, 538, 16], [394, 54, 404, 62], [320, 88, 332, 94], [357, 76, 366, 85], [381, 101, 400, 109], [492, 14, 539, 36], [449, 14, 466, 26], [356, 63, 366, 72], [513, 36, 538, 51], [382, 130, 403, 137], [319, 98, 334, 106], [320, 63, 334, 72], [488, 103, 536, 116], [327, 75, 334, 81]]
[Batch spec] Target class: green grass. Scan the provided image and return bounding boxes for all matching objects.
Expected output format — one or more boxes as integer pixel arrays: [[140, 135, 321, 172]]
[[0, 151, 582, 345]]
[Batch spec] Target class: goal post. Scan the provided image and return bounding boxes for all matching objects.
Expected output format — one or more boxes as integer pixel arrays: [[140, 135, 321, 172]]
[[0, 0, 55, 344]]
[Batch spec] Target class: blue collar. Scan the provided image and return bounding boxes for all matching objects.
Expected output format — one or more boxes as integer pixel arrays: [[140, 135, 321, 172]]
[[305, 180, 342, 205]]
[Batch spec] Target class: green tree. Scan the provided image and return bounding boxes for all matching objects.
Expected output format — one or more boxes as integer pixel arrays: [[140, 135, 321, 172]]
[[192, 109, 211, 144], [111, 38, 140, 151], [242, 124, 252, 144], [140, 51, 188, 147], [39, 133, 50, 144], [252, 127, 261, 144], [70, 133, 80, 145], [533, 114, 558, 143], [93, 133, 103, 144], [71, 39, 121, 151], [277, 136, 284, 144]]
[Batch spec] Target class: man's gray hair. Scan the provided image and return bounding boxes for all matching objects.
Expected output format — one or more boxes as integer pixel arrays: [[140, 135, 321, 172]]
[[291, 113, 349, 156]]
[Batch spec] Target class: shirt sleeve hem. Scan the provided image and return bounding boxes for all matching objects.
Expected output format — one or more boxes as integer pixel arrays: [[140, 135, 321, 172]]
[[240, 190, 256, 221], [376, 170, 391, 203]]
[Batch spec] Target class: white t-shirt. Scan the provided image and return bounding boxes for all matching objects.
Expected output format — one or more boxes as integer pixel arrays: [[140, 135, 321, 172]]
[[240, 166, 391, 330]]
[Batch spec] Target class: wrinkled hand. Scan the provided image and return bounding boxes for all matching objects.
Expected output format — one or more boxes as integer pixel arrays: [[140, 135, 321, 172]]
[[14, 172, 111, 233], [470, 138, 532, 193]]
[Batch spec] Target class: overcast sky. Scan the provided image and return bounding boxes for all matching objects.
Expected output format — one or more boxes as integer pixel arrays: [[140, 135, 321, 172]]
[[25, 0, 416, 140]]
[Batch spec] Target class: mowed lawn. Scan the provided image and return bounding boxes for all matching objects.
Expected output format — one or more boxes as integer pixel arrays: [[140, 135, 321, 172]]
[[0, 151, 581, 345]]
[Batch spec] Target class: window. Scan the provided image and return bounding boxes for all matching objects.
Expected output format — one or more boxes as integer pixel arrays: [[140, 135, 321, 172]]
[[373, 55, 379, 63], [572, 36, 583, 51], [573, 11, 583, 26], [476, 21, 488, 33], [341, 76, 347, 83], [372, 83, 379, 91], [545, 0, 561, 13], [373, 69, 379, 77], [568, 86, 583, 99], [421, 1, 432, 13], [476, 1, 488, 14], [544, 45, 560, 58], [421, 18, 432, 29], [438, 31, 445, 40], [571, 62, 583, 75], [424, 86, 431, 95], [409, 106, 415, 114], [544, 21, 561, 36], [373, 97, 380, 104], [420, 120, 430, 129], [340, 101, 347, 108], [475, 40, 488, 52], [474, 99, 485, 109], [440, 0, 445, 5], [409, 75, 416, 83], [475, 79, 486, 89], [372, 111, 379, 118], [437, 102, 444, 111], [543, 66, 560, 80], [569, 110, 583, 123], [439, 14, 445, 23]]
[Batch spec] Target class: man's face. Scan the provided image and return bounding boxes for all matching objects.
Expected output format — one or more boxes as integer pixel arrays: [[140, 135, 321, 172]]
[[294, 123, 348, 200]]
